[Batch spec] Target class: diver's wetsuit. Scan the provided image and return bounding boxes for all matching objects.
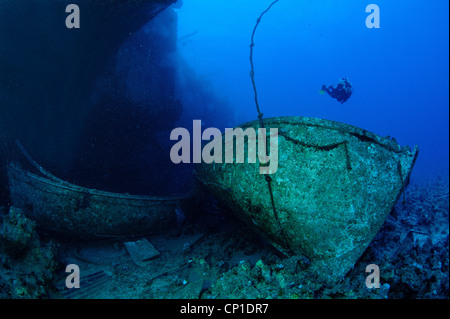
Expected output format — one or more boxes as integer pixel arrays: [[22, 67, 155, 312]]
[[322, 78, 353, 104]]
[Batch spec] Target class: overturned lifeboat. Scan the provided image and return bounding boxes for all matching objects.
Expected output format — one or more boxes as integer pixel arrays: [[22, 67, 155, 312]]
[[7, 161, 192, 239], [196, 116, 418, 283]]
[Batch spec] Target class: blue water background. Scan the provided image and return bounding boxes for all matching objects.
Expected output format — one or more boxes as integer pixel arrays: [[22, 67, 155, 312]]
[[175, 0, 449, 181]]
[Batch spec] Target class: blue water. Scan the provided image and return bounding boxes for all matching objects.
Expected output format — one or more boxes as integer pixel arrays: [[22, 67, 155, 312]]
[[175, 0, 449, 181]]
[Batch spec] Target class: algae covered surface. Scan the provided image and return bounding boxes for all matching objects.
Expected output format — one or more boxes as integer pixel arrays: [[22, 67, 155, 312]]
[[196, 116, 419, 284]]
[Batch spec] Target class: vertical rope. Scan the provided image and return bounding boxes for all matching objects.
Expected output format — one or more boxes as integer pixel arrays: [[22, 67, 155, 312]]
[[249, 0, 291, 253], [249, 0, 279, 129]]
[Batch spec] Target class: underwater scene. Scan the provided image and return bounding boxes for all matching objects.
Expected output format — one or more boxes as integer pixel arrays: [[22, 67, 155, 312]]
[[0, 0, 448, 304]]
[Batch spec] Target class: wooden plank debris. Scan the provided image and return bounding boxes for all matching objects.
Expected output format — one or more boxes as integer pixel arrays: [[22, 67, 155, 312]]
[[124, 238, 160, 266]]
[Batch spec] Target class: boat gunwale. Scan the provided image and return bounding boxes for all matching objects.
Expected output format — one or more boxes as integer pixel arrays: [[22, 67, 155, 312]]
[[235, 116, 418, 155], [8, 163, 191, 202]]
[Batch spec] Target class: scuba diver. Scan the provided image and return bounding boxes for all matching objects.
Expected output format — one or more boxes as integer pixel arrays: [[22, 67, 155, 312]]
[[320, 77, 353, 104]]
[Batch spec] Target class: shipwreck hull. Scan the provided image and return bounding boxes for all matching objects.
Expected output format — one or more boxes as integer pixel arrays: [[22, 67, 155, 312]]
[[7, 163, 190, 238], [196, 116, 418, 283]]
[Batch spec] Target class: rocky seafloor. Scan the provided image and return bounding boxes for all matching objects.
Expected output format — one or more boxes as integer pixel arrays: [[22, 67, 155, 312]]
[[0, 175, 448, 299]]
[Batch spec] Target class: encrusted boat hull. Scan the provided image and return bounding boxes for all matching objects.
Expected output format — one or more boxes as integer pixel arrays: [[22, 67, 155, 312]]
[[196, 116, 418, 283], [7, 163, 190, 238]]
